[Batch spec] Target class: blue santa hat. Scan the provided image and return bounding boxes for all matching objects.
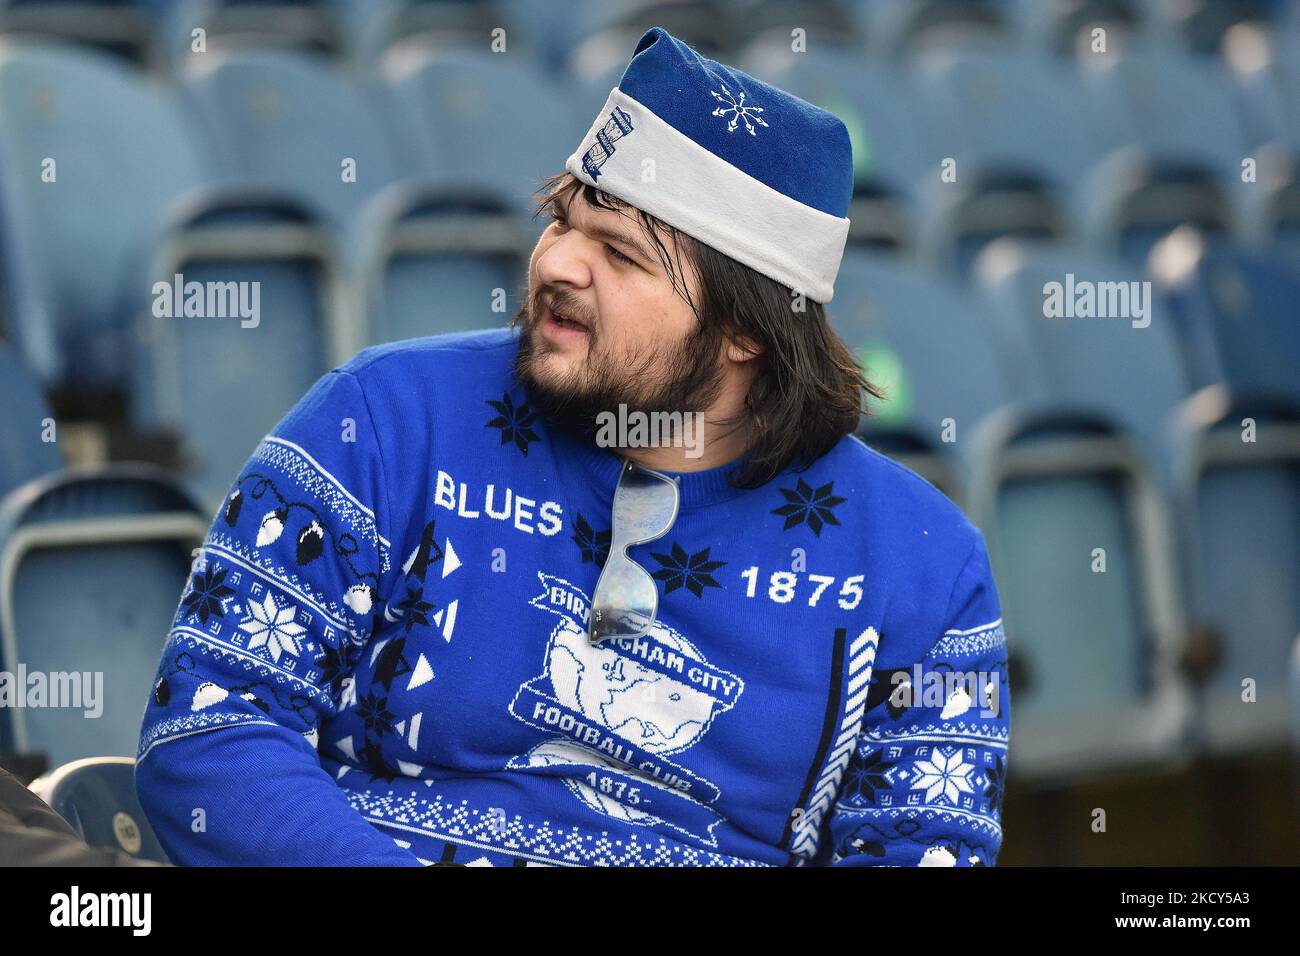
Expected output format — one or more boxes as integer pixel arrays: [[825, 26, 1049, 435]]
[[564, 26, 853, 304]]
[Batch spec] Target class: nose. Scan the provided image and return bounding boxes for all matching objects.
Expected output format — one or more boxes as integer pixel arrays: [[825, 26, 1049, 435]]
[[536, 223, 597, 292]]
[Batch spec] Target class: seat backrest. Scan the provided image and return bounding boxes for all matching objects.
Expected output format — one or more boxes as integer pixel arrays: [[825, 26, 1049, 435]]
[[974, 240, 1190, 472], [745, 49, 940, 202], [0, 43, 206, 388], [131, 199, 339, 508], [830, 250, 1016, 462], [0, 467, 208, 766], [1157, 240, 1300, 403], [1083, 49, 1249, 177], [181, 48, 401, 225], [919, 50, 1103, 188], [357, 187, 531, 346], [380, 47, 584, 213], [0, 341, 63, 497], [28, 756, 170, 863]]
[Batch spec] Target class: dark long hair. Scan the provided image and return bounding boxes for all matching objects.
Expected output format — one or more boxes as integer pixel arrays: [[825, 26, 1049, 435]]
[[526, 172, 882, 489]]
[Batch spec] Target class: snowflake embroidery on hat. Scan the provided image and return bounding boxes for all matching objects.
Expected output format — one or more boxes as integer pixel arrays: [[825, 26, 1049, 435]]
[[710, 81, 768, 136]]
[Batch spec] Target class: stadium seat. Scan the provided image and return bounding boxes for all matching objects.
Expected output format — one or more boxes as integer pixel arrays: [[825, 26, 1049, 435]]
[[828, 249, 1017, 499], [129, 193, 346, 508], [0, 42, 207, 398], [1153, 234, 1300, 402], [0, 466, 208, 771], [1004, 0, 1147, 57], [1080, 50, 1247, 264], [1148, 0, 1285, 55], [370, 0, 524, 65], [916, 51, 1094, 271], [356, 182, 533, 346], [560, 0, 734, 89], [1291, 632, 1300, 764], [715, 0, 865, 58], [859, 0, 1014, 58], [1153, 236, 1300, 752], [742, 49, 938, 251], [0, 341, 63, 498], [967, 240, 1193, 776], [180, 48, 402, 228], [974, 240, 1189, 469], [380, 45, 586, 215], [1089, 47, 1248, 164], [0, 0, 161, 67], [175, 0, 342, 57], [28, 756, 170, 863]]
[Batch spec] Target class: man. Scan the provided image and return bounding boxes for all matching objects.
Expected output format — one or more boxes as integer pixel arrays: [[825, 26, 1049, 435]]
[[136, 26, 1010, 867]]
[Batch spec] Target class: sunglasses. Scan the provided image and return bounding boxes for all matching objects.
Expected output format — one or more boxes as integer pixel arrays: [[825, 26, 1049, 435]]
[[588, 458, 681, 645]]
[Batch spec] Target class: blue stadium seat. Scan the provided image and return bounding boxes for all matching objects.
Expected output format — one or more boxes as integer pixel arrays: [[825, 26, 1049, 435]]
[[920, 50, 1101, 189], [967, 239, 1193, 775], [1153, 239, 1300, 752], [974, 240, 1189, 470], [0, 43, 207, 394], [164, 0, 343, 58], [180, 48, 401, 228], [0, 467, 208, 770], [365, 0, 526, 66], [828, 250, 1017, 499], [559, 0, 734, 90], [356, 183, 532, 346], [1080, 50, 1246, 265], [1147, 0, 1286, 56], [916, 51, 1097, 271], [716, 0, 865, 58], [129, 193, 345, 508], [742, 49, 938, 250], [0, 341, 63, 497], [1155, 237, 1300, 402], [0, 0, 161, 66], [1291, 631, 1300, 764], [28, 756, 170, 863], [380, 45, 586, 215], [1003, 0, 1147, 57], [1226, 29, 1300, 266], [860, 0, 1014, 57]]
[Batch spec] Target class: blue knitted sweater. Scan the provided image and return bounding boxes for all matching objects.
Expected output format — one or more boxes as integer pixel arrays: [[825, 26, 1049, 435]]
[[135, 328, 1011, 867]]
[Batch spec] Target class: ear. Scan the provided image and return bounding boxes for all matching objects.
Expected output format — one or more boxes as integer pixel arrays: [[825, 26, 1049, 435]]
[[725, 334, 762, 364]]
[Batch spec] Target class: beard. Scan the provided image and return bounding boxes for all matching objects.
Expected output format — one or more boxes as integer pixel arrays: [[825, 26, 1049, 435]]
[[511, 297, 728, 442]]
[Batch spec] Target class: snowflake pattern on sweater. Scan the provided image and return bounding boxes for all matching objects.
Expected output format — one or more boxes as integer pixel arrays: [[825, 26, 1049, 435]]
[[136, 328, 1011, 867]]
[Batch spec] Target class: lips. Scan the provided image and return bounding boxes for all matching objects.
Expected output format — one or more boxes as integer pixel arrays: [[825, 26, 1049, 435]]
[[544, 295, 589, 332]]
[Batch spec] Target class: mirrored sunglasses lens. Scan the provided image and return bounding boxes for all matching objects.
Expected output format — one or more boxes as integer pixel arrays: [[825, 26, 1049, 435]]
[[612, 470, 677, 543], [589, 557, 657, 641]]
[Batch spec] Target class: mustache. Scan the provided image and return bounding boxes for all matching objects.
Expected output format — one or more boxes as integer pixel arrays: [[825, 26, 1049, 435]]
[[537, 289, 595, 332]]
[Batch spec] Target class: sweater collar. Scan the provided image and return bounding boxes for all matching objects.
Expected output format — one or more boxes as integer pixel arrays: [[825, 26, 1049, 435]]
[[554, 425, 753, 511]]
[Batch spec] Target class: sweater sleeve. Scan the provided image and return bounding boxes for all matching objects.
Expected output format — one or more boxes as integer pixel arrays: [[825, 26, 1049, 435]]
[[135, 369, 422, 866], [822, 533, 1011, 866]]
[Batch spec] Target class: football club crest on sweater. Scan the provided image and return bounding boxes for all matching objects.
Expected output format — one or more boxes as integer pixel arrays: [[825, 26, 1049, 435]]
[[507, 572, 743, 844]]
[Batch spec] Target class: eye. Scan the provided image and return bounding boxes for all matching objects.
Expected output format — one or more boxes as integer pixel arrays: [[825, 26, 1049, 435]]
[[606, 244, 635, 265]]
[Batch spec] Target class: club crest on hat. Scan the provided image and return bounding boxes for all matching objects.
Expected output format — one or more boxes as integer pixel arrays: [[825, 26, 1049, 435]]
[[579, 105, 636, 182]]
